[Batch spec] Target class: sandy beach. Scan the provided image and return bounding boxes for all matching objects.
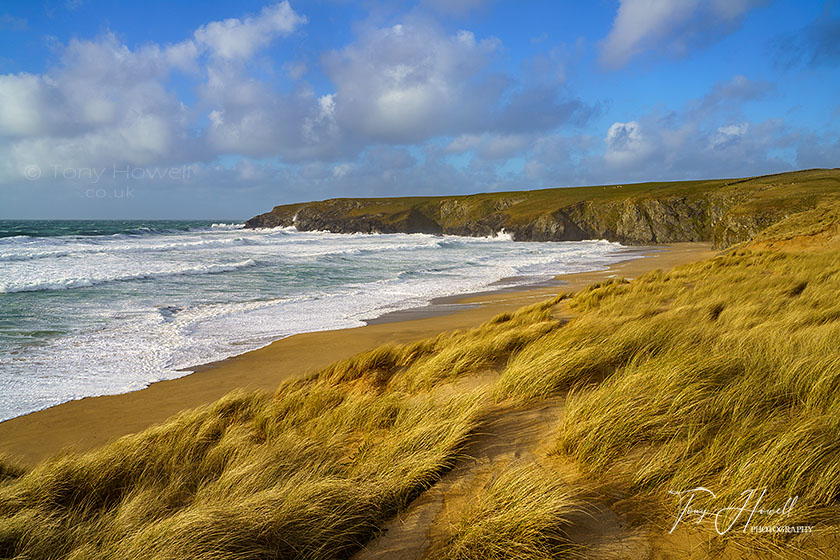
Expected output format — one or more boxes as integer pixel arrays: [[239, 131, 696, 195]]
[[0, 242, 715, 465]]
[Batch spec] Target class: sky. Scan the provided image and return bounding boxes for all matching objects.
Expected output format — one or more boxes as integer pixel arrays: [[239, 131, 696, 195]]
[[0, 0, 838, 220]]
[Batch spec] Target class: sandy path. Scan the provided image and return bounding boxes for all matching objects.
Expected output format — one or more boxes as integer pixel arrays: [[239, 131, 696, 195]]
[[355, 400, 566, 560], [354, 397, 650, 560]]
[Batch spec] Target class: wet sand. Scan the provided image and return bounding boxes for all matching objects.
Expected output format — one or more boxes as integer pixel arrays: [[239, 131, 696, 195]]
[[0, 242, 716, 465]]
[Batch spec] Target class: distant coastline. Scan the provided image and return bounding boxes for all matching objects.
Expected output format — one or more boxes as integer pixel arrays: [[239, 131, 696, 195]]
[[245, 168, 839, 248]]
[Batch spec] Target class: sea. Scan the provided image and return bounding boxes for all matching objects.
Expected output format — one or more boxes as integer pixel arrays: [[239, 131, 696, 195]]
[[0, 220, 642, 421]]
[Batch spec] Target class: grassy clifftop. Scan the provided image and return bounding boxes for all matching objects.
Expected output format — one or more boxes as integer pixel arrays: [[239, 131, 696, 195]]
[[245, 168, 840, 248]]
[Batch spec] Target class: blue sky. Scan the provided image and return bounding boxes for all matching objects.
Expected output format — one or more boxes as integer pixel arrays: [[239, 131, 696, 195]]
[[0, 0, 838, 219]]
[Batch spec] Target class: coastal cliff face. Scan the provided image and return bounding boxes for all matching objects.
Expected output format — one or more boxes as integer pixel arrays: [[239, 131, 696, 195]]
[[245, 169, 840, 248]]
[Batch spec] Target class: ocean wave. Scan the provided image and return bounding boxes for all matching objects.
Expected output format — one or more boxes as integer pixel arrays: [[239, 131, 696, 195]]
[[0, 230, 641, 421], [0, 235, 269, 262], [0, 259, 257, 294], [209, 223, 246, 230]]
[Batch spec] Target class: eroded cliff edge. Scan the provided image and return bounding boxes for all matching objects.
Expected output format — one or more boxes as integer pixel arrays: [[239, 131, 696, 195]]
[[244, 169, 840, 248]]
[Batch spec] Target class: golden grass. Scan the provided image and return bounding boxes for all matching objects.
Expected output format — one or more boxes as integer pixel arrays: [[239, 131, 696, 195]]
[[434, 464, 581, 560], [0, 383, 486, 559], [318, 295, 566, 392], [493, 205, 840, 535]]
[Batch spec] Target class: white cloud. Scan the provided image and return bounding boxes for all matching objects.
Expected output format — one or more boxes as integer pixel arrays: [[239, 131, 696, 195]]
[[0, 74, 49, 137], [193, 2, 306, 60], [0, 3, 312, 183], [0, 3, 598, 193], [596, 113, 791, 182], [323, 20, 500, 143], [711, 122, 749, 148], [519, 72, 807, 187], [0, 33, 194, 183], [600, 0, 764, 68], [332, 162, 353, 177], [605, 121, 653, 166], [322, 18, 593, 145]]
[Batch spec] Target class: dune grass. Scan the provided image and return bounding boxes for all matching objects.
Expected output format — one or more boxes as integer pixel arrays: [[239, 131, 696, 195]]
[[318, 295, 566, 391], [2, 202, 839, 557], [494, 204, 840, 531], [0, 382, 487, 559], [433, 464, 581, 560]]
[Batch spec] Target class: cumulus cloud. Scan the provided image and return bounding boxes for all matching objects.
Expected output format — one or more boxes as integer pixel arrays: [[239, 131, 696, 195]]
[[0, 3, 311, 184], [710, 122, 749, 149], [1, 2, 594, 197], [600, 0, 765, 68], [193, 1, 306, 60], [604, 121, 654, 166], [597, 112, 790, 182], [198, 61, 343, 161], [520, 73, 832, 186], [323, 20, 594, 145], [323, 23, 500, 143], [0, 32, 195, 184]]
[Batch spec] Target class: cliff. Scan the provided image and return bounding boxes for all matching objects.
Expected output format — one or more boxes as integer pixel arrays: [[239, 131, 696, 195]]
[[245, 169, 840, 248]]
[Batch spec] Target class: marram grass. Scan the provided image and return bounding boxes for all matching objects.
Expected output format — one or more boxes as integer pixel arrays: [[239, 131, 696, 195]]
[[496, 204, 840, 532], [0, 383, 485, 559], [433, 464, 581, 560]]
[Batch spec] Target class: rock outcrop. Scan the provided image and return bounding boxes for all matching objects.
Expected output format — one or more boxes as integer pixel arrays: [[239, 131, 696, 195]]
[[244, 169, 840, 249]]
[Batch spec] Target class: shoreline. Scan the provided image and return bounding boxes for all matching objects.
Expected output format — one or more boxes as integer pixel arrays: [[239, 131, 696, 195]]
[[189, 244, 655, 372], [364, 244, 659, 325], [0, 242, 716, 465]]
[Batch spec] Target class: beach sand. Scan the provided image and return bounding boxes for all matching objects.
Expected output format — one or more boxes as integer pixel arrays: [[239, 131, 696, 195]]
[[0, 242, 716, 465]]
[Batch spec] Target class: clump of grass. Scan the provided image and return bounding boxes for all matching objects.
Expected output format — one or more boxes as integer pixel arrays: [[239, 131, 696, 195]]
[[434, 463, 581, 560], [318, 340, 434, 385], [319, 295, 567, 392], [0, 382, 483, 559]]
